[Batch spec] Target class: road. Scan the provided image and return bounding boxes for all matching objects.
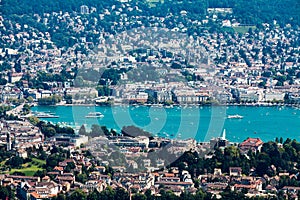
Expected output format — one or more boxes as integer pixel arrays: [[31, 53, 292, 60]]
[[6, 103, 25, 116]]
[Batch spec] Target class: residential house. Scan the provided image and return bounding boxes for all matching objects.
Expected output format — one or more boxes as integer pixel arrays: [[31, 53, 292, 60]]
[[239, 138, 263, 154]]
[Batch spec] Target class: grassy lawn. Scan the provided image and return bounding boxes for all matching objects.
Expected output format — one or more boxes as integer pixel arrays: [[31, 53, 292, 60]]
[[10, 165, 43, 176], [0, 160, 7, 167], [233, 26, 256, 34], [31, 158, 46, 166], [8, 158, 46, 176]]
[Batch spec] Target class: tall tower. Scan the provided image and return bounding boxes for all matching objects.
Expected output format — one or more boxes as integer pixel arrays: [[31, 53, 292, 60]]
[[221, 129, 226, 140], [6, 132, 11, 151]]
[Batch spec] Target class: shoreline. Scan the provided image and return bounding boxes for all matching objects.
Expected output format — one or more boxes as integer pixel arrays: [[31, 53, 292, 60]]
[[34, 102, 300, 108]]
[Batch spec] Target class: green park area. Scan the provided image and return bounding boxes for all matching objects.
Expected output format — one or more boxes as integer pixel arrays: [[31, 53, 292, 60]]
[[1, 157, 46, 177], [233, 25, 256, 34]]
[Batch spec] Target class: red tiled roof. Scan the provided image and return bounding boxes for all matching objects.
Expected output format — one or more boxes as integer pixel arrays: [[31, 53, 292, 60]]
[[164, 173, 175, 177], [234, 184, 256, 189], [155, 181, 193, 186], [53, 166, 64, 171], [240, 138, 263, 148]]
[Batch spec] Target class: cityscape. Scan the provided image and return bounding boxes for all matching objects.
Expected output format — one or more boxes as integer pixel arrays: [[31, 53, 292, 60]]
[[0, 0, 300, 199]]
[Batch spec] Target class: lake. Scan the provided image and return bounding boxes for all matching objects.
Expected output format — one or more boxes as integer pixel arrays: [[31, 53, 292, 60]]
[[31, 105, 300, 142]]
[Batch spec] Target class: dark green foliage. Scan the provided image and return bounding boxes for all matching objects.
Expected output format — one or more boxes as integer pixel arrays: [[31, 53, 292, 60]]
[[97, 86, 111, 96], [79, 124, 87, 135], [121, 125, 152, 138], [38, 95, 62, 106], [0, 105, 12, 118], [100, 68, 124, 85], [22, 70, 75, 90], [181, 70, 204, 82], [6, 156, 24, 168], [84, 187, 214, 200], [52, 193, 66, 200], [69, 189, 87, 200], [64, 95, 73, 104], [0, 78, 8, 85], [170, 62, 182, 69], [85, 187, 130, 200], [0, 146, 13, 164], [46, 146, 69, 169], [132, 193, 147, 200], [75, 173, 88, 183], [220, 187, 247, 200], [0, 62, 12, 71], [11, 171, 25, 176], [0, 185, 15, 200], [37, 121, 74, 138], [33, 170, 46, 178], [168, 138, 300, 186], [90, 124, 103, 137]]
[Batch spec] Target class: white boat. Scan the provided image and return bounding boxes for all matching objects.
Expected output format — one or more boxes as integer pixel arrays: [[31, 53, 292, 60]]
[[227, 114, 243, 119], [164, 105, 173, 108], [85, 112, 104, 118], [34, 112, 59, 118]]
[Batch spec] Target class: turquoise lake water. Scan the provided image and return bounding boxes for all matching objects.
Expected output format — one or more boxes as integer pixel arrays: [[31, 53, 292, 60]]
[[31, 105, 300, 142]]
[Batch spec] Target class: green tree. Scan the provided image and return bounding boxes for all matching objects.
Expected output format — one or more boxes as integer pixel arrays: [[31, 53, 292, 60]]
[[75, 173, 88, 183], [69, 189, 87, 200], [87, 190, 100, 200], [33, 170, 46, 178], [22, 104, 31, 114], [132, 193, 147, 200], [90, 124, 102, 137], [220, 186, 247, 200], [121, 126, 152, 138], [0, 186, 15, 199], [6, 156, 23, 168], [114, 188, 129, 200], [99, 186, 115, 200], [0, 78, 7, 85], [65, 95, 73, 104], [79, 125, 87, 135], [42, 126, 56, 138], [65, 162, 76, 173], [26, 96, 34, 103], [28, 116, 40, 125], [53, 193, 66, 200]]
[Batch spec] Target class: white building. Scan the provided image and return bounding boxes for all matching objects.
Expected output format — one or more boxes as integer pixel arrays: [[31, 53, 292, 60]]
[[156, 90, 172, 103], [80, 5, 89, 15], [70, 135, 89, 147], [264, 91, 285, 101]]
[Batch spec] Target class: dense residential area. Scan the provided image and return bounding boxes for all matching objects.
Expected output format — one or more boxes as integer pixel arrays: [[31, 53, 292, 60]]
[[0, 0, 300, 199], [0, 0, 299, 106], [1, 114, 300, 199]]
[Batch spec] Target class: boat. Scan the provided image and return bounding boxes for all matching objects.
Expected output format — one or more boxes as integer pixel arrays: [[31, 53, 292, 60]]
[[34, 112, 59, 118], [227, 114, 243, 119], [164, 105, 173, 108], [85, 112, 104, 118]]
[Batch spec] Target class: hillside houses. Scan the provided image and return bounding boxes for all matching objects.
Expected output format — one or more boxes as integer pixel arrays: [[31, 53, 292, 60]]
[[0, 120, 44, 152]]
